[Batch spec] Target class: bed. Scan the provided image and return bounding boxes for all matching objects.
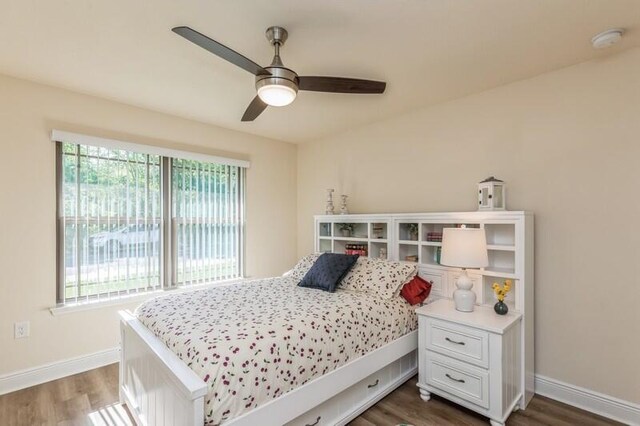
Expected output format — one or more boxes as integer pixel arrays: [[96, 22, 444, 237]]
[[119, 257, 421, 425]]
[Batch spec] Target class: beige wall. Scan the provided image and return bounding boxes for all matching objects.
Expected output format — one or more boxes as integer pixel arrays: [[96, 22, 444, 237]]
[[0, 74, 297, 375], [298, 48, 640, 403]]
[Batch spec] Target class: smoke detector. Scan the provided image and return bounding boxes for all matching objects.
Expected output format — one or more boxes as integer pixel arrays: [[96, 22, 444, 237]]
[[591, 29, 624, 49]]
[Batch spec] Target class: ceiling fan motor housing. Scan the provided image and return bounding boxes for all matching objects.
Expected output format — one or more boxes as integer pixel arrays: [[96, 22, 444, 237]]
[[255, 66, 299, 93], [255, 26, 299, 105]]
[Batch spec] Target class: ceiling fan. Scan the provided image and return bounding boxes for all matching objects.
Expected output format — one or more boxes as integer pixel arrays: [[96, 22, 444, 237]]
[[172, 26, 386, 121]]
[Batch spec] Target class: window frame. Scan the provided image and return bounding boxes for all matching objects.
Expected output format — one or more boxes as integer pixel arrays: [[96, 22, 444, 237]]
[[55, 136, 247, 306]]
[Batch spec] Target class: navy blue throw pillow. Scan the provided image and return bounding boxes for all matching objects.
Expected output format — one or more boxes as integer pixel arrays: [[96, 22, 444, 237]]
[[298, 253, 359, 292]]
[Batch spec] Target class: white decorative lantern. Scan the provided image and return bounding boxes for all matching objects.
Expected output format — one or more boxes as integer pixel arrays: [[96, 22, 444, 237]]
[[478, 177, 505, 211]]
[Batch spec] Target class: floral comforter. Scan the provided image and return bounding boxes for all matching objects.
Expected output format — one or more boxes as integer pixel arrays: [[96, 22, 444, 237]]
[[135, 276, 417, 425]]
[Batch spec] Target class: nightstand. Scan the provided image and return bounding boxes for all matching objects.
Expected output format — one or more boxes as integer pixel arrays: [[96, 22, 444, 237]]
[[416, 299, 523, 426]]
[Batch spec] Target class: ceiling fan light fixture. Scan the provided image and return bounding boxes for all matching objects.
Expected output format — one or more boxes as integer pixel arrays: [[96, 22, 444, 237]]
[[256, 79, 298, 107]]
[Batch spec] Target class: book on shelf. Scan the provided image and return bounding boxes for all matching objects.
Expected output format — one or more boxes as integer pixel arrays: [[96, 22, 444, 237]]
[[426, 232, 443, 242], [435, 246, 442, 264], [345, 243, 368, 256]]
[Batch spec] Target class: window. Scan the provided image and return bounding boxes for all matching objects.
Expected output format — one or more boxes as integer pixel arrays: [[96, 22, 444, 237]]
[[56, 133, 246, 305], [172, 159, 244, 286]]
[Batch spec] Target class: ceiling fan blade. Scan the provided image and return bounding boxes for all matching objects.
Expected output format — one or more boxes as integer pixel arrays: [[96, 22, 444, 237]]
[[172, 26, 270, 76], [298, 76, 386, 94], [241, 96, 268, 121]]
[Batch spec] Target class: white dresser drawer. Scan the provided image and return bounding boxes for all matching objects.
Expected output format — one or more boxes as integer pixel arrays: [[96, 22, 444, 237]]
[[424, 351, 489, 409], [284, 395, 338, 426], [362, 362, 391, 398], [425, 318, 489, 368], [285, 354, 415, 426]]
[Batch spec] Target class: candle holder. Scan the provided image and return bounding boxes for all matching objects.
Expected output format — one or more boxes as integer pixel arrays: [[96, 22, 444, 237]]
[[325, 189, 335, 215], [340, 194, 349, 215]]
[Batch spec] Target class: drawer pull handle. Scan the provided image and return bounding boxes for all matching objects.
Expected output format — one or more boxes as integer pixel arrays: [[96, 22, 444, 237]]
[[445, 373, 466, 383], [305, 416, 321, 426], [367, 379, 379, 388], [445, 337, 465, 345]]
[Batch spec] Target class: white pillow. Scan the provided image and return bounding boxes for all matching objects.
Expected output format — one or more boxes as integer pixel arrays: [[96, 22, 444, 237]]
[[288, 253, 322, 281], [340, 257, 417, 299]]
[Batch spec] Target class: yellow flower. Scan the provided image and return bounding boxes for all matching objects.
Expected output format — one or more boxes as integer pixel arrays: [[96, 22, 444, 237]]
[[492, 279, 512, 302]]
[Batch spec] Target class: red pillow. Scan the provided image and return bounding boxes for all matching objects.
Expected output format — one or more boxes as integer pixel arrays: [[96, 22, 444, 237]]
[[400, 275, 433, 305]]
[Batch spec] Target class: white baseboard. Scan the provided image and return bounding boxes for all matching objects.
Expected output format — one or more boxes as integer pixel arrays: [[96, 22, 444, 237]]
[[535, 374, 640, 426], [0, 347, 119, 396]]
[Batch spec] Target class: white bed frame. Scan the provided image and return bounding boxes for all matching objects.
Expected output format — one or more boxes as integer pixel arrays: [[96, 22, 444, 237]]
[[119, 210, 533, 425], [120, 310, 418, 426]]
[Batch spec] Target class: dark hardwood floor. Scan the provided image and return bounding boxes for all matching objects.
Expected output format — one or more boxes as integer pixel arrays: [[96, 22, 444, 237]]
[[0, 364, 620, 426], [349, 377, 620, 426]]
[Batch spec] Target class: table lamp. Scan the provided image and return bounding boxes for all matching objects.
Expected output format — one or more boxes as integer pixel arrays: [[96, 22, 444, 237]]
[[440, 227, 488, 312]]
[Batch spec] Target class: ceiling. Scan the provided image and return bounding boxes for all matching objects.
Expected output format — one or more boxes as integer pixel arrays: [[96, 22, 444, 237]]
[[0, 1, 638, 143]]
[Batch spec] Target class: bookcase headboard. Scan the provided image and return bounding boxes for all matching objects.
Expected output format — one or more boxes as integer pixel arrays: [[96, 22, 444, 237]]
[[314, 211, 535, 404]]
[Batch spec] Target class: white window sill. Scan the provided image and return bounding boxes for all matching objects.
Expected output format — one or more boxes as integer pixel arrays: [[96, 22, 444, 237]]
[[50, 277, 247, 316]]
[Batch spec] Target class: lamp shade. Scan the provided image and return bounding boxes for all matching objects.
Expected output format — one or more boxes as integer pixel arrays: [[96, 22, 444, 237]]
[[440, 228, 488, 269]]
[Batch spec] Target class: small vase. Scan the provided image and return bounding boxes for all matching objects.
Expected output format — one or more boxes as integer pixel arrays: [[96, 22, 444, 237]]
[[341, 229, 351, 237], [494, 301, 508, 315]]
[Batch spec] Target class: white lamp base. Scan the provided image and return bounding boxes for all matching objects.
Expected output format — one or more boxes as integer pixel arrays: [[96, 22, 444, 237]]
[[454, 269, 476, 312]]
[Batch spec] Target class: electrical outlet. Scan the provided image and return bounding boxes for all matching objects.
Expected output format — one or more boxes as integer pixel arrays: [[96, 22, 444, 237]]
[[14, 321, 30, 339]]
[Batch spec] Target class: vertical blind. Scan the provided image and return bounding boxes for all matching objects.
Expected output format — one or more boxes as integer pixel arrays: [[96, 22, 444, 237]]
[[56, 138, 246, 305], [172, 159, 244, 286]]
